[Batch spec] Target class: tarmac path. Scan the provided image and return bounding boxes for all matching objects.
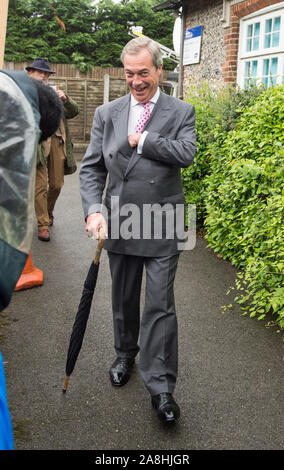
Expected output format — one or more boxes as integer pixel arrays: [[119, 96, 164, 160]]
[[1, 168, 283, 452]]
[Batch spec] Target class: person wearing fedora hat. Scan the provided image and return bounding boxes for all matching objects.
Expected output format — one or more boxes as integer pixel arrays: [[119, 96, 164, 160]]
[[25, 58, 56, 80], [26, 58, 79, 241]]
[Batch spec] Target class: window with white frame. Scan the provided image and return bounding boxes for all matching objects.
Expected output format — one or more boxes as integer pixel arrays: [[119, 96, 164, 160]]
[[237, 3, 284, 88]]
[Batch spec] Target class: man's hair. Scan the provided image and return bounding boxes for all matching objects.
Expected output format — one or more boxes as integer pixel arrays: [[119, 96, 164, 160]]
[[120, 37, 163, 69], [31, 78, 62, 142]]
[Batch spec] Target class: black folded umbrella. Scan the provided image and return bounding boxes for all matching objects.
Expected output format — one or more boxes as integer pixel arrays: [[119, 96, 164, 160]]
[[62, 236, 104, 392]]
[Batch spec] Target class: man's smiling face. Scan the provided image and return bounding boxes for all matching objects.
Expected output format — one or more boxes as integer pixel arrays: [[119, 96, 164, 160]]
[[124, 48, 162, 103]]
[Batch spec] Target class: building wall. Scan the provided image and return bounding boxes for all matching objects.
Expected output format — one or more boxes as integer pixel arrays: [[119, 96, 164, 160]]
[[184, 0, 226, 92], [223, 0, 282, 84], [184, 0, 283, 91]]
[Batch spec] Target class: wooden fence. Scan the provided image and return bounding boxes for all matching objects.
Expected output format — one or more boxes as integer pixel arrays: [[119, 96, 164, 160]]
[[3, 61, 170, 80], [3, 61, 129, 79], [48, 76, 128, 143]]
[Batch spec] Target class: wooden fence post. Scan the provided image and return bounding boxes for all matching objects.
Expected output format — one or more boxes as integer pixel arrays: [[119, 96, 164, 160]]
[[84, 80, 87, 141], [104, 74, 110, 104], [0, 0, 9, 68]]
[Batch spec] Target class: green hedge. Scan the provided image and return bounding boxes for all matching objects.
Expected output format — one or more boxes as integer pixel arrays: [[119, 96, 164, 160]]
[[182, 83, 265, 228], [184, 83, 284, 336]]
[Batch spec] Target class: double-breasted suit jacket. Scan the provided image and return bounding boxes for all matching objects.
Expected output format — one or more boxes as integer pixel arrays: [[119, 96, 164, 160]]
[[80, 90, 196, 257]]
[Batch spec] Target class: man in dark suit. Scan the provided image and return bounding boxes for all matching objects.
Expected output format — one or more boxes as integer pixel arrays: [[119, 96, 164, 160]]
[[80, 37, 196, 423]]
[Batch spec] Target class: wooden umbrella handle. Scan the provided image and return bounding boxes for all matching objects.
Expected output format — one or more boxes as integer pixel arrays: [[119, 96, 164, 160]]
[[62, 375, 69, 393], [94, 231, 105, 265]]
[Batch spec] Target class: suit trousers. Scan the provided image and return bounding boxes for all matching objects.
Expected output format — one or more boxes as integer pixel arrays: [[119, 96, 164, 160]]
[[35, 136, 65, 230], [108, 251, 179, 396]]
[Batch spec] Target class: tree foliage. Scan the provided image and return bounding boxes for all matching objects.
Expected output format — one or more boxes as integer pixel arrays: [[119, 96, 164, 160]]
[[5, 0, 175, 69]]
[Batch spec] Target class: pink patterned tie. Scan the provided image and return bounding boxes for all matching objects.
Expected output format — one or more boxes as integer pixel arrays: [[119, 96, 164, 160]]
[[135, 102, 151, 133]]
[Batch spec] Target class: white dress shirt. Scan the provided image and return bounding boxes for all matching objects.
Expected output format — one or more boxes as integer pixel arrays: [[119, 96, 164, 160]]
[[128, 87, 160, 154]]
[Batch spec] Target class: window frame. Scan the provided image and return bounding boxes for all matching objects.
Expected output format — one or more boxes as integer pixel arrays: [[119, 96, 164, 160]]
[[237, 2, 284, 88]]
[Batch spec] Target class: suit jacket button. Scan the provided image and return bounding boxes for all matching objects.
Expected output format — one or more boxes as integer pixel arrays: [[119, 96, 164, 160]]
[[109, 154, 112, 158], [124, 177, 128, 182]]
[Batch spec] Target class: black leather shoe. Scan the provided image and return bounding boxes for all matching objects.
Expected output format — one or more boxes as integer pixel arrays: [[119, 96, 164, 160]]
[[109, 357, 135, 387], [151, 393, 180, 423]]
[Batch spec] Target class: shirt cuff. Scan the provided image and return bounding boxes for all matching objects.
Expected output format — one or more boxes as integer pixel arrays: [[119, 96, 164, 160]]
[[137, 131, 148, 154]]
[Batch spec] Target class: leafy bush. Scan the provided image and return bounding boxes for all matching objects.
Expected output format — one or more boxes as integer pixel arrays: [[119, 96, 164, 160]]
[[182, 82, 265, 228], [204, 85, 284, 334]]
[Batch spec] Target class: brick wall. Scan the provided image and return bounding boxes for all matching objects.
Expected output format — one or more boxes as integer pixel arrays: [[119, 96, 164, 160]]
[[185, 0, 283, 89], [223, 0, 282, 84]]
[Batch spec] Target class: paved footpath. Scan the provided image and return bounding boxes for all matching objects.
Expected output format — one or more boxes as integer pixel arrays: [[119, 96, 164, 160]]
[[1, 168, 283, 452]]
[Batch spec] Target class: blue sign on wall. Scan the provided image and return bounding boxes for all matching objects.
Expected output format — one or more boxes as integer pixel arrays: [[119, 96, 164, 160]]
[[184, 26, 203, 65]]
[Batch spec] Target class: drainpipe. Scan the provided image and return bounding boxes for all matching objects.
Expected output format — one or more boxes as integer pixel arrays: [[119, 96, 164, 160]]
[[178, 1, 186, 100]]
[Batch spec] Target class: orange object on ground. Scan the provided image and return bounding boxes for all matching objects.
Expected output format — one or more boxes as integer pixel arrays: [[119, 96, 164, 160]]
[[14, 251, 43, 291]]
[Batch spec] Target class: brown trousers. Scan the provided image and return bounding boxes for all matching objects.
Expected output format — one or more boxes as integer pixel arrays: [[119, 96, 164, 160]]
[[35, 136, 66, 230]]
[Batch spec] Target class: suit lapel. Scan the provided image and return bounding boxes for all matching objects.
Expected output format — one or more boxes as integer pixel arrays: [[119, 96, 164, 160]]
[[111, 94, 133, 156], [124, 91, 171, 177]]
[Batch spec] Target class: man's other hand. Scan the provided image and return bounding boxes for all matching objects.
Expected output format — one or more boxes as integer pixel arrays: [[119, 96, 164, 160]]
[[128, 133, 142, 148]]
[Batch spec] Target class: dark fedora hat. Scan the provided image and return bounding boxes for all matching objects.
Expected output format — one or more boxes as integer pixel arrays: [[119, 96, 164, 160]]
[[26, 58, 56, 74]]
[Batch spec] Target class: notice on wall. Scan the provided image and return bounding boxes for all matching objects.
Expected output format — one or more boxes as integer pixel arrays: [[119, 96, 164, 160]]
[[183, 26, 203, 65]]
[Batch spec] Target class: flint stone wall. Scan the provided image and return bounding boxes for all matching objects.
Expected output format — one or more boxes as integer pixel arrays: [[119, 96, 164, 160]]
[[184, 0, 226, 93]]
